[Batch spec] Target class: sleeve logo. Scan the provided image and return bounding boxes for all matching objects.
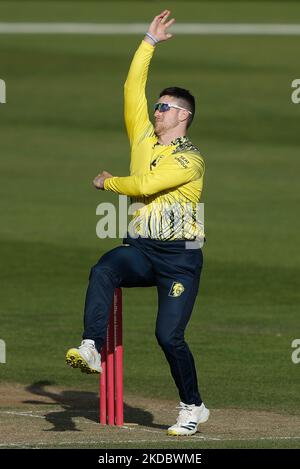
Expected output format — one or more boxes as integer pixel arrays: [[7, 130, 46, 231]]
[[174, 155, 190, 168]]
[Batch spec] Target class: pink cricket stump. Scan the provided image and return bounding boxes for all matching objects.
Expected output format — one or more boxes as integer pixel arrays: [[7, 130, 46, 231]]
[[100, 288, 123, 426]]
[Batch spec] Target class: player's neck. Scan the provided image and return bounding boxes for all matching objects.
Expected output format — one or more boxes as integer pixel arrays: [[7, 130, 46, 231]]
[[158, 131, 187, 146]]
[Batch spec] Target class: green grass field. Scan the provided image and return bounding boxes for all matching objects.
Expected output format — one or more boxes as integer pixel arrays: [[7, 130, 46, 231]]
[[0, 1, 300, 449]]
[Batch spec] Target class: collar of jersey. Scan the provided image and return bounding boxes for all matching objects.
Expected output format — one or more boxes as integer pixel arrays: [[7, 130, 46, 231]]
[[154, 136, 189, 147]]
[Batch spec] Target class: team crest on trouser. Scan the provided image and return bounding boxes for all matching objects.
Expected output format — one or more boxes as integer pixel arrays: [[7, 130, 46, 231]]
[[169, 282, 185, 297]]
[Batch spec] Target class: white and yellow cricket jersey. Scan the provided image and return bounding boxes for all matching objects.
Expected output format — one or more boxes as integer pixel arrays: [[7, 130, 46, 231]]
[[104, 40, 205, 241]]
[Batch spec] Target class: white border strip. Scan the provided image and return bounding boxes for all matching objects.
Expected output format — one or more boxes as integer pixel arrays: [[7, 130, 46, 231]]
[[1, 436, 300, 448], [0, 23, 300, 35]]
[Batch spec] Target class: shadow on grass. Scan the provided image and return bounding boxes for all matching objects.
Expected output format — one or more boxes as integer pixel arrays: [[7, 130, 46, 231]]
[[23, 381, 167, 432]]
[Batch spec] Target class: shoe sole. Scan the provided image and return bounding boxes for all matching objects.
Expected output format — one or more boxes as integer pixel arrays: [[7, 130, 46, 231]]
[[66, 349, 100, 374], [167, 409, 210, 436], [167, 429, 197, 436]]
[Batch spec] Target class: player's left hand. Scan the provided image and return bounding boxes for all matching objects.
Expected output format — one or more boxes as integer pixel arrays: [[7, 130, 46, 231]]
[[93, 170, 113, 190]]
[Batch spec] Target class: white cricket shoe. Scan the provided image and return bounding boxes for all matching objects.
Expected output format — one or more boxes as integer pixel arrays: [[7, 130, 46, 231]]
[[167, 402, 210, 436], [66, 339, 102, 374]]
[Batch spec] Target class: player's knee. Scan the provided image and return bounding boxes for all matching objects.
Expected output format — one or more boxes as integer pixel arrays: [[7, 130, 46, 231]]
[[89, 261, 118, 282], [155, 329, 178, 350]]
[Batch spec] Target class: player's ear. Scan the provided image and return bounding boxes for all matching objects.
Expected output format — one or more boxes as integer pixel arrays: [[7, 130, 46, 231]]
[[179, 109, 189, 123]]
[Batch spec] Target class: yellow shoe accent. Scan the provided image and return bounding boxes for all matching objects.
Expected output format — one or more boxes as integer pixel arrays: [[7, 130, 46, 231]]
[[66, 348, 99, 374], [167, 430, 187, 436], [167, 429, 180, 436]]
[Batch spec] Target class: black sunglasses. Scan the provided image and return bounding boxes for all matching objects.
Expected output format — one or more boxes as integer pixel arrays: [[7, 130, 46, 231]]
[[154, 102, 192, 114]]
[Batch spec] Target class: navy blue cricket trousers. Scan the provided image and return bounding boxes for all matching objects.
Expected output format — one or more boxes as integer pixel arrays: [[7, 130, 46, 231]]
[[83, 235, 203, 406]]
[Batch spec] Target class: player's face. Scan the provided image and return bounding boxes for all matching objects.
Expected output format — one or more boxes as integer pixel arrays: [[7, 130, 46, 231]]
[[154, 95, 184, 135]]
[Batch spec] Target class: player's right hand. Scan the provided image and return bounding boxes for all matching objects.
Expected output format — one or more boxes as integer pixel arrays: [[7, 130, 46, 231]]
[[93, 170, 113, 190], [147, 10, 176, 42]]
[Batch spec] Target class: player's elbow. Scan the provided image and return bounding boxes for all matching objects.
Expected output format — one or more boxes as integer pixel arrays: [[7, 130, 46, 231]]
[[124, 80, 132, 95], [124, 82, 130, 103]]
